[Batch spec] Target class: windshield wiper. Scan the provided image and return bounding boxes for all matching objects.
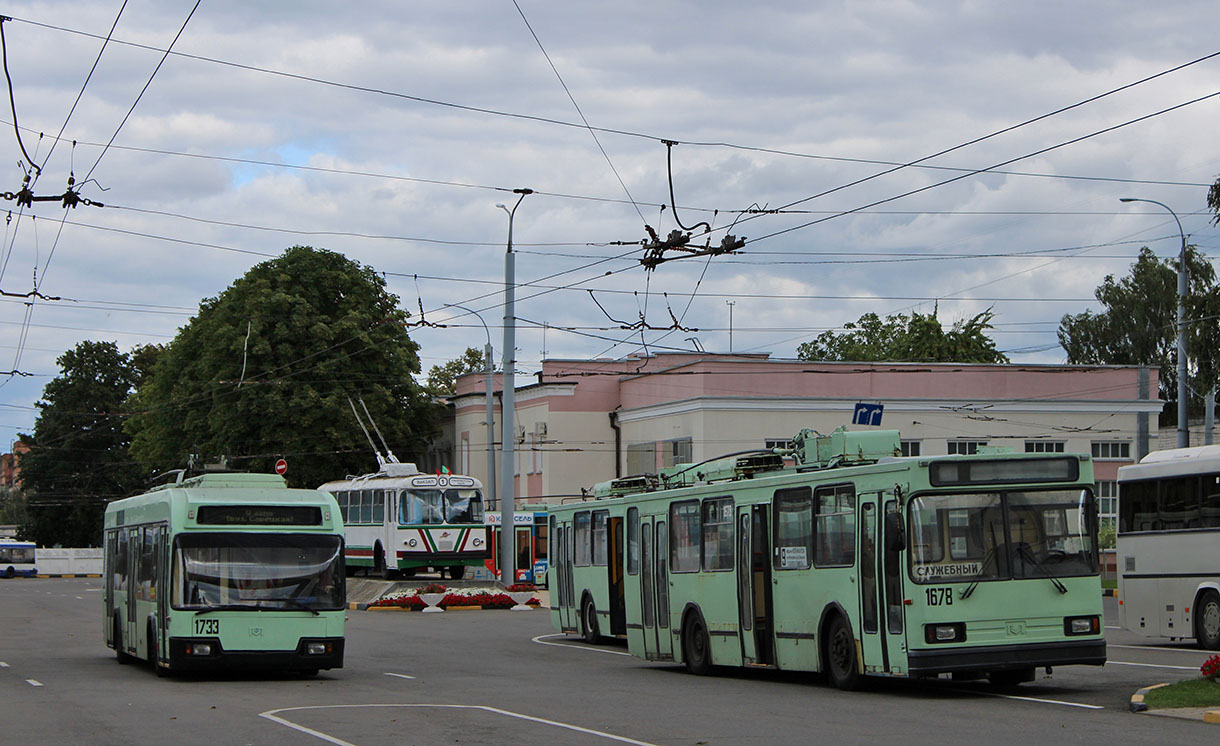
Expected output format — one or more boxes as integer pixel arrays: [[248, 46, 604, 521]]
[[959, 544, 1000, 600], [194, 603, 263, 615], [1016, 543, 1068, 594], [280, 598, 321, 616]]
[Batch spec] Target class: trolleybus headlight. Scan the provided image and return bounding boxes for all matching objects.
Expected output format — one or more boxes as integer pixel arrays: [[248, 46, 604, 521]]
[[187, 643, 212, 656], [472, 537, 483, 547], [305, 642, 332, 656], [407, 538, 418, 547], [924, 622, 966, 644], [1064, 615, 1100, 636]]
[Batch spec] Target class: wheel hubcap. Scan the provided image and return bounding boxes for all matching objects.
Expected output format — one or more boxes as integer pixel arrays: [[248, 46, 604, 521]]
[[1204, 602, 1220, 640]]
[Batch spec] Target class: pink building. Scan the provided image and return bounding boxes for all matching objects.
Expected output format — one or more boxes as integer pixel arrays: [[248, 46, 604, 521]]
[[451, 353, 1159, 523]]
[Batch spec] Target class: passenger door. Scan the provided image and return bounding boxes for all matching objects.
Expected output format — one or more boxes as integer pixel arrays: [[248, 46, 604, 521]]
[[858, 495, 886, 672], [737, 505, 774, 665]]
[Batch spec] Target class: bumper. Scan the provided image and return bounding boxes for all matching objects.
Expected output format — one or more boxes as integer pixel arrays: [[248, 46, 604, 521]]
[[166, 637, 344, 672], [396, 552, 488, 566], [907, 638, 1106, 675]]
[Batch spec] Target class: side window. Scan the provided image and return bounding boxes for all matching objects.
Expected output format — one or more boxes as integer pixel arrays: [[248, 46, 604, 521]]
[[773, 486, 813, 570], [626, 507, 639, 575], [139, 526, 158, 601], [372, 490, 385, 524], [815, 484, 856, 567], [574, 511, 591, 566], [669, 500, 701, 573], [361, 489, 374, 524], [701, 497, 734, 571], [592, 510, 609, 566], [115, 529, 129, 592]]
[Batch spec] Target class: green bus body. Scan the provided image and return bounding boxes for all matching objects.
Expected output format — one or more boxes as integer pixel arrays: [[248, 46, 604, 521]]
[[548, 429, 1105, 689], [103, 472, 346, 675]]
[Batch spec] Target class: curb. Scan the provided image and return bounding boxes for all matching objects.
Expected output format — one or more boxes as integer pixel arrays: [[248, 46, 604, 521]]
[[1129, 683, 1169, 712], [34, 573, 102, 578]]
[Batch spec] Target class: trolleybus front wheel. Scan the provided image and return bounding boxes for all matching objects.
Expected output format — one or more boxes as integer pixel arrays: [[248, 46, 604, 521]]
[[448, 565, 465, 580], [113, 617, 131, 664], [581, 597, 601, 644], [3, 565, 14, 578], [1196, 589, 1220, 650], [824, 615, 861, 690], [682, 613, 713, 675]]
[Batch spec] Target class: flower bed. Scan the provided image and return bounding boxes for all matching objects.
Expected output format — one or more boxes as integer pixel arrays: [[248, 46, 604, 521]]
[[369, 583, 541, 610]]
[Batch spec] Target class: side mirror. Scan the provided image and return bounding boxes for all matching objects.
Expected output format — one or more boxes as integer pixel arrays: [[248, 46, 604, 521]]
[[885, 511, 905, 552]]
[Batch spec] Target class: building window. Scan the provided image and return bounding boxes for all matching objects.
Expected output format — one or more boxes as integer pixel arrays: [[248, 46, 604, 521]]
[[1097, 480, 1118, 528], [626, 443, 656, 475], [948, 440, 987, 455], [900, 440, 921, 457], [1091, 441, 1131, 460], [765, 438, 792, 451], [1025, 440, 1065, 453], [460, 433, 470, 475], [663, 438, 693, 468]]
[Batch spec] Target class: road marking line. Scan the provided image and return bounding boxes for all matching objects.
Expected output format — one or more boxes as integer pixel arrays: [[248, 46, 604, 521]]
[[532, 633, 632, 656], [75, 596, 82, 599], [0, 662, 9, 667], [1110, 643, 1208, 654], [260, 704, 662, 746], [26, 679, 42, 687], [1107, 660, 1200, 671], [952, 688, 1103, 709], [383, 672, 416, 680]]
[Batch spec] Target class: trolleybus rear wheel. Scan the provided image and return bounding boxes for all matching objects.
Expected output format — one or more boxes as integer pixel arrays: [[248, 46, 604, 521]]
[[824, 615, 861, 690], [581, 597, 601, 643], [682, 613, 713, 675], [3, 565, 14, 578], [1197, 589, 1220, 650]]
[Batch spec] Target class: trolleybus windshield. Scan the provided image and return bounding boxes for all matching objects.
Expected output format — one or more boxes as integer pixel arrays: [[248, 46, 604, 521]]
[[172, 533, 344, 611], [399, 488, 484, 524], [908, 489, 1097, 584]]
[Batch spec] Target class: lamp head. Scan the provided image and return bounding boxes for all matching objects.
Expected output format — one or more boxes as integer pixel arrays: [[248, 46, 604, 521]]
[[1119, 198, 1137, 203]]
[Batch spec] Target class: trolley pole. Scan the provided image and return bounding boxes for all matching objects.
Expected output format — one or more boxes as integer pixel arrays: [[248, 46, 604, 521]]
[[497, 188, 531, 586]]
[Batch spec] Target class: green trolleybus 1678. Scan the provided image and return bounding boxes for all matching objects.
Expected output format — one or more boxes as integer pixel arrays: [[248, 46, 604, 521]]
[[547, 427, 1105, 690], [103, 468, 346, 676]]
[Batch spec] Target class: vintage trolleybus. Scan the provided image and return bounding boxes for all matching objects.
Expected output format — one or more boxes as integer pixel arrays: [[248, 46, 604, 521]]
[[548, 428, 1105, 689], [103, 469, 345, 675], [319, 459, 488, 579]]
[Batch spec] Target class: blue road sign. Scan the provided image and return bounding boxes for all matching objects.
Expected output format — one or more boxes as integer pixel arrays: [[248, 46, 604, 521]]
[[852, 403, 884, 426]]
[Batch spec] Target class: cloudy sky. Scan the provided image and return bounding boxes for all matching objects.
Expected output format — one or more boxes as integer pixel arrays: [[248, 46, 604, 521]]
[[0, 0, 1217, 443]]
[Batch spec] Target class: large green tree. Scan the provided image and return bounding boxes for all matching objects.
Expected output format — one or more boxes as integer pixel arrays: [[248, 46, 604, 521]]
[[1058, 246, 1218, 423], [126, 246, 438, 488], [425, 346, 488, 397], [18, 341, 147, 547], [797, 308, 1008, 363], [1209, 175, 1219, 225]]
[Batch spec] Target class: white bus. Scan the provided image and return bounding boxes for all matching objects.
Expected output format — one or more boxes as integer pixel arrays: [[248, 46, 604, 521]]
[[1117, 444, 1220, 650], [319, 460, 488, 580], [0, 539, 37, 578]]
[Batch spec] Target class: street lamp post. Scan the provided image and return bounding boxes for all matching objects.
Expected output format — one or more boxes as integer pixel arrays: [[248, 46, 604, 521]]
[[443, 303, 496, 512], [1121, 197, 1189, 448], [496, 188, 532, 585]]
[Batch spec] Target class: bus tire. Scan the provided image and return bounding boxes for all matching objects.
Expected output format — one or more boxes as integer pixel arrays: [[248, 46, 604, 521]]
[[824, 615, 862, 690], [448, 565, 465, 580], [581, 596, 601, 643], [375, 544, 397, 580], [1196, 589, 1220, 650], [401, 567, 417, 578], [682, 612, 713, 675], [148, 623, 168, 677], [113, 617, 131, 664], [3, 565, 13, 579]]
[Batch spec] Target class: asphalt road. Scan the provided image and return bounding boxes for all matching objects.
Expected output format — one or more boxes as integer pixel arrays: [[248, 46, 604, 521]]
[[1, 578, 1215, 745]]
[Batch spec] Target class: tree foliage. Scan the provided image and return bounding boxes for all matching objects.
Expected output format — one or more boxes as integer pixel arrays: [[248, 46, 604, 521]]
[[1209, 175, 1220, 226], [1058, 246, 1218, 422], [126, 246, 438, 489], [796, 308, 1008, 363], [426, 346, 488, 396], [18, 341, 147, 547]]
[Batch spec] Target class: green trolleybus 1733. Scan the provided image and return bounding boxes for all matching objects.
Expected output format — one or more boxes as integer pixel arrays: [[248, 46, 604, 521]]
[[547, 427, 1105, 690], [103, 468, 346, 676]]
